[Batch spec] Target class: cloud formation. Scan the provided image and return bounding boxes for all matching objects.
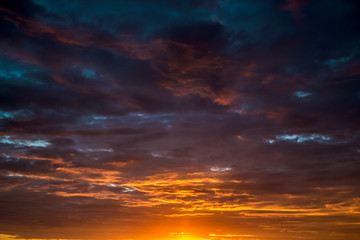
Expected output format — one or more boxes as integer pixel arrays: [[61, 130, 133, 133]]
[[0, 0, 360, 240]]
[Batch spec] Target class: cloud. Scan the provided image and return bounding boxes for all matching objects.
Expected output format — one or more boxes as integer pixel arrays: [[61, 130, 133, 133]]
[[0, 136, 50, 147], [0, 0, 360, 239]]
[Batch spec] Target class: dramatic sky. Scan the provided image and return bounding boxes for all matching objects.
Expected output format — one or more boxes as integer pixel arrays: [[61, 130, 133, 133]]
[[0, 0, 360, 240]]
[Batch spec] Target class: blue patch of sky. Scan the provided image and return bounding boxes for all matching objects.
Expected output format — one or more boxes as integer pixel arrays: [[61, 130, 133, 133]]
[[265, 139, 275, 144], [324, 56, 351, 68], [0, 136, 51, 147], [275, 134, 332, 144], [82, 68, 97, 79], [92, 116, 108, 120], [0, 55, 43, 85], [0, 109, 34, 120], [294, 91, 312, 98], [0, 68, 25, 80], [84, 113, 175, 127]]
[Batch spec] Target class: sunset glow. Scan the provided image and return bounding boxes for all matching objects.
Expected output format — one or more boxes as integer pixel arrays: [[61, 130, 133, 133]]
[[1, 0, 360, 240]]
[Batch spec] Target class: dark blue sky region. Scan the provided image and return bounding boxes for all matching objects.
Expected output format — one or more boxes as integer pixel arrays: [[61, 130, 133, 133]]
[[0, 1, 360, 240]]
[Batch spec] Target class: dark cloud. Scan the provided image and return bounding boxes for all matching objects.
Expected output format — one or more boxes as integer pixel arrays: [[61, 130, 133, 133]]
[[0, 0, 359, 240], [0, 0, 45, 18], [155, 21, 228, 51]]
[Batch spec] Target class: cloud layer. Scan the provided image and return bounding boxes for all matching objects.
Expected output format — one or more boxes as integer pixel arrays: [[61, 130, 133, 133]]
[[1, 0, 360, 239]]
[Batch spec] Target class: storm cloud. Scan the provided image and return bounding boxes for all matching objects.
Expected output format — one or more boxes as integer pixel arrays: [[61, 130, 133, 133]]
[[0, 1, 360, 240]]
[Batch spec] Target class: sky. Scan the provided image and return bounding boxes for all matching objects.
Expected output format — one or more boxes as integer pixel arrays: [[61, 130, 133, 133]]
[[0, 0, 359, 240]]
